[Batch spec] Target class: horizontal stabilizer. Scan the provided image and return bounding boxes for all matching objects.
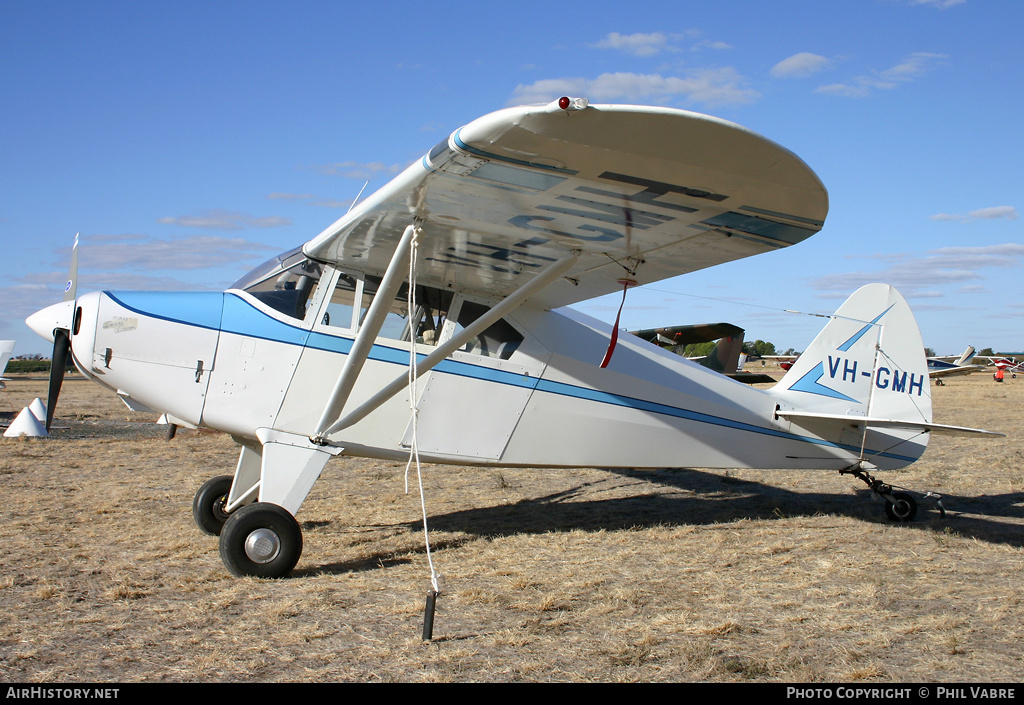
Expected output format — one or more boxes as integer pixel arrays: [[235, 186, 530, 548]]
[[776, 410, 1005, 437]]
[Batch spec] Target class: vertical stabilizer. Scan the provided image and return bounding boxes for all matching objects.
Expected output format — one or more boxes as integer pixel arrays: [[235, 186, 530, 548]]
[[697, 333, 744, 374], [955, 345, 976, 366], [771, 284, 932, 426], [0, 340, 15, 380]]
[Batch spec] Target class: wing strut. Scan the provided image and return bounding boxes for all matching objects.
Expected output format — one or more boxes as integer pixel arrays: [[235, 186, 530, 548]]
[[312, 248, 580, 443], [312, 222, 419, 441]]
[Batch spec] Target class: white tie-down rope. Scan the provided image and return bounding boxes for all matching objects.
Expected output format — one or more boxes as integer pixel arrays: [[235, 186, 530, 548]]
[[403, 228, 442, 595]]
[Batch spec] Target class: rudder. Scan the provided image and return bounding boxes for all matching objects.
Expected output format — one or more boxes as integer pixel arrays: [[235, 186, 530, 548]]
[[772, 284, 932, 425]]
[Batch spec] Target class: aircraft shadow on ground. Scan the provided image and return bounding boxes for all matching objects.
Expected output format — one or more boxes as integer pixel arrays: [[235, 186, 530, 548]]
[[428, 467, 1023, 545], [304, 467, 1024, 577]]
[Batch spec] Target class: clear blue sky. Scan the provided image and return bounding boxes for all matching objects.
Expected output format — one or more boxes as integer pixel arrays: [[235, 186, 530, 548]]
[[2, 0, 1020, 356]]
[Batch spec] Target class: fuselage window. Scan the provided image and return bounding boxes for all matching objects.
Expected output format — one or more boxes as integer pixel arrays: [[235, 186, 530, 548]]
[[360, 276, 408, 340], [235, 248, 323, 320], [453, 300, 523, 360], [322, 273, 360, 330], [354, 275, 454, 345]]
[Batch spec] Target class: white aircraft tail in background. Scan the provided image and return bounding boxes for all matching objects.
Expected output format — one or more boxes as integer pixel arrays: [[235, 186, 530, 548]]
[[927, 345, 987, 384], [0, 340, 15, 389]]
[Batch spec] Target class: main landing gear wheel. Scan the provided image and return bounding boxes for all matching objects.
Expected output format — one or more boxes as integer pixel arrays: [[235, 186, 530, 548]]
[[884, 491, 918, 522], [192, 475, 233, 536], [218, 502, 302, 578]]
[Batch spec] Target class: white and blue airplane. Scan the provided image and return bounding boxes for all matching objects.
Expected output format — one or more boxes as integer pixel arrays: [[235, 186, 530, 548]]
[[927, 346, 988, 385], [26, 99, 1002, 578]]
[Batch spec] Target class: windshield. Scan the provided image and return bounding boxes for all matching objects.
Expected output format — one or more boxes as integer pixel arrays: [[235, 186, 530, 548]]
[[232, 246, 323, 320], [231, 246, 308, 290]]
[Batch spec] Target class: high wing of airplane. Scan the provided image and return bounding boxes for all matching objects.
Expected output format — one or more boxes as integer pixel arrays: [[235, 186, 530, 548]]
[[630, 322, 775, 383], [0, 340, 14, 389], [25, 99, 1003, 582], [927, 345, 988, 384], [981, 354, 1024, 376]]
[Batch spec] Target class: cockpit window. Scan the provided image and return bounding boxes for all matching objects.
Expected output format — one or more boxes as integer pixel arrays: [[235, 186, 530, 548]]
[[360, 276, 454, 344], [232, 246, 323, 320], [453, 300, 523, 360], [231, 247, 305, 290]]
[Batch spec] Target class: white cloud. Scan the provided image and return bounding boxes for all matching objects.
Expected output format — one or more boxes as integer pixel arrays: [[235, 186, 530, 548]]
[[267, 193, 350, 209], [510, 69, 760, 108], [267, 192, 316, 201], [815, 83, 871, 98], [877, 52, 947, 85], [908, 0, 966, 8], [810, 243, 1024, 298], [929, 243, 1024, 258], [814, 52, 947, 97], [0, 281, 60, 325], [157, 210, 291, 230], [930, 206, 1018, 222], [311, 161, 405, 180], [693, 40, 733, 52], [589, 30, 731, 56], [70, 233, 278, 272], [771, 53, 832, 79], [2, 234, 279, 341], [590, 32, 674, 57], [309, 198, 353, 209]]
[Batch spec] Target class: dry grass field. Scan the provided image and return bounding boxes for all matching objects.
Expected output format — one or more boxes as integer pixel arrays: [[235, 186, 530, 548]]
[[0, 370, 1021, 683]]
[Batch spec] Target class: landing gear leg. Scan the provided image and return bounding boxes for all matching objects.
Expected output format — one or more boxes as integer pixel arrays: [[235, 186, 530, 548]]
[[212, 429, 341, 578], [842, 466, 919, 522]]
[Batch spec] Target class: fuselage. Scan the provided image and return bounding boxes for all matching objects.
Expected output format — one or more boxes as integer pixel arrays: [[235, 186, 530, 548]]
[[31, 252, 925, 473]]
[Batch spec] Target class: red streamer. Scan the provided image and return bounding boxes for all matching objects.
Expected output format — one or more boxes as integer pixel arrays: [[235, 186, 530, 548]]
[[600, 280, 633, 368]]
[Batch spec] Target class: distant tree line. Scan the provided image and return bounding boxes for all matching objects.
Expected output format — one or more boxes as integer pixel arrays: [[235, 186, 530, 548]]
[[743, 340, 779, 357], [5, 358, 75, 373], [679, 340, 798, 359]]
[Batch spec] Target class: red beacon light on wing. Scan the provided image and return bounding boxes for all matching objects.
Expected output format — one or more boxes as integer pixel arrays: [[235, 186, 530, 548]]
[[555, 96, 589, 111]]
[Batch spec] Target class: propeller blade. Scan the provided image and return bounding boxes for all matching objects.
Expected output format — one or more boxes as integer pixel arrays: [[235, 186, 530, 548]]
[[46, 328, 70, 432], [63, 233, 79, 302], [45, 233, 80, 432]]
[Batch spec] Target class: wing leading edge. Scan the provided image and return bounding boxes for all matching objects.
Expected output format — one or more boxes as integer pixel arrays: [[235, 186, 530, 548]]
[[304, 100, 829, 309]]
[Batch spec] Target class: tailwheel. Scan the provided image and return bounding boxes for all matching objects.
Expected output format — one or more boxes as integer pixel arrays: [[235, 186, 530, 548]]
[[884, 491, 918, 522], [219, 502, 302, 578], [192, 475, 233, 536], [842, 466, 923, 523]]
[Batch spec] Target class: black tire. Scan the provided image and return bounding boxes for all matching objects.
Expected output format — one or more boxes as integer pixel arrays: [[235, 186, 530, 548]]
[[218, 502, 302, 578], [192, 475, 233, 536], [884, 491, 918, 522]]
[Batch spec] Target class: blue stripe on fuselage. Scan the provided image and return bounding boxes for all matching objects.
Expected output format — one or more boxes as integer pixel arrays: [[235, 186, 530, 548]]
[[105, 291, 226, 330], [102, 290, 918, 463]]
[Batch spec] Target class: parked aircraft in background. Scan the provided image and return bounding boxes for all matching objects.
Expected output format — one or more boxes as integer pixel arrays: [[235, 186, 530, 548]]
[[763, 354, 799, 371], [630, 323, 775, 383], [25, 100, 1003, 580], [0, 341, 15, 389], [927, 346, 988, 385], [985, 355, 1024, 377]]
